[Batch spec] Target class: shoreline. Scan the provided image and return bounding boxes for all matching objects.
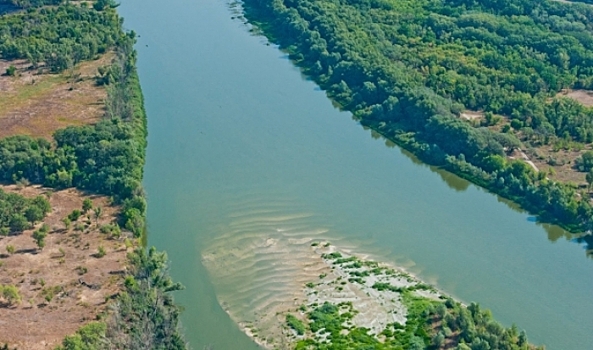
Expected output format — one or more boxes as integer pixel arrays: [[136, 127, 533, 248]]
[[203, 238, 538, 349]]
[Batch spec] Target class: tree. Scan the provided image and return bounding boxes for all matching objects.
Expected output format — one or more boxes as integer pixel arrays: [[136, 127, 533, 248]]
[[93, 206, 103, 224], [5, 65, 16, 77], [32, 229, 47, 250], [62, 217, 71, 230], [432, 331, 446, 347], [576, 151, 593, 172], [9, 214, 29, 233], [93, 0, 118, 11], [5, 245, 15, 255], [82, 198, 93, 213], [56, 322, 106, 350], [24, 206, 44, 223], [587, 169, 593, 189]]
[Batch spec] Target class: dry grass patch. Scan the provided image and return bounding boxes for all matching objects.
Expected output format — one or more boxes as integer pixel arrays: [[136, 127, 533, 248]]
[[0, 54, 112, 140], [526, 146, 587, 184], [0, 184, 132, 350], [557, 89, 593, 107]]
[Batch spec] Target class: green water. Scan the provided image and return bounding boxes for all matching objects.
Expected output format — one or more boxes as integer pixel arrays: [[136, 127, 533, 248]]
[[118, 0, 593, 349]]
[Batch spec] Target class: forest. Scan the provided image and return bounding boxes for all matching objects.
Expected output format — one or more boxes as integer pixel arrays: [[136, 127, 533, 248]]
[[242, 0, 593, 232], [0, 1, 122, 72]]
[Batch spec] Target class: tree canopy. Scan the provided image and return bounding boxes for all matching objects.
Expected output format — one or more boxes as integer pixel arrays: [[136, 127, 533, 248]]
[[0, 188, 50, 235], [0, 3, 122, 72]]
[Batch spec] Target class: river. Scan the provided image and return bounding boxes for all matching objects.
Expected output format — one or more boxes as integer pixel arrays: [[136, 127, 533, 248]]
[[118, 0, 593, 349]]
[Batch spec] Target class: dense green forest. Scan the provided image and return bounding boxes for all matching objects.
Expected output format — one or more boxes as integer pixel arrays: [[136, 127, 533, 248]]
[[0, 0, 62, 8], [242, 0, 593, 232], [0, 188, 50, 235], [0, 0, 121, 71]]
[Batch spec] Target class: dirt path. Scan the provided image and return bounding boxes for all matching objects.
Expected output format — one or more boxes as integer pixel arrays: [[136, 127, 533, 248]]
[[519, 150, 539, 172]]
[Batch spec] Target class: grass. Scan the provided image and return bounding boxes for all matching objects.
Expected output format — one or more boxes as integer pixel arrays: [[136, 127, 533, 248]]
[[0, 75, 66, 112]]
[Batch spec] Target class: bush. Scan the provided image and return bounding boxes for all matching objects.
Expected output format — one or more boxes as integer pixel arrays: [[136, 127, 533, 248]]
[[5, 65, 16, 76], [0, 284, 21, 305], [96, 245, 106, 258], [286, 314, 306, 335]]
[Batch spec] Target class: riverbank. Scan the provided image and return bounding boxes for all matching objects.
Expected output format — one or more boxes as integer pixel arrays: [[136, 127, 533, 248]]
[[240, 0, 593, 238], [204, 238, 542, 349], [0, 1, 186, 348]]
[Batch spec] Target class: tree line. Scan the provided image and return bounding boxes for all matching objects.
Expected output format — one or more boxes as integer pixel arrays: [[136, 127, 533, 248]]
[[0, 2, 121, 72], [242, 0, 593, 232]]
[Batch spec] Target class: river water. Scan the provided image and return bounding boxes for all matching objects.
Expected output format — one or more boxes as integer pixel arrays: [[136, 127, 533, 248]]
[[118, 0, 593, 349]]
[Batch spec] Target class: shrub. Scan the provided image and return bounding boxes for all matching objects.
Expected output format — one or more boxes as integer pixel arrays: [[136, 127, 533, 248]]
[[286, 314, 306, 335], [0, 284, 21, 305], [96, 245, 106, 258], [5, 65, 16, 76]]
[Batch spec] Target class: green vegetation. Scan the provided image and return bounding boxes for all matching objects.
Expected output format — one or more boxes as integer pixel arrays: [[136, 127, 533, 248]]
[[0, 2, 121, 72], [0, 284, 21, 305], [105, 247, 186, 349], [0, 25, 147, 236], [56, 322, 106, 350], [0, 2, 187, 348], [286, 314, 306, 335], [1, 0, 63, 8], [41, 284, 62, 302], [5, 65, 15, 76], [242, 0, 593, 232], [32, 223, 49, 249], [0, 188, 50, 234], [82, 198, 93, 213], [292, 293, 540, 349], [95, 245, 106, 258]]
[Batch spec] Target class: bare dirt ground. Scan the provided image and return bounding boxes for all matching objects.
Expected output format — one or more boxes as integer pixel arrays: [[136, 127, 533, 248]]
[[460, 110, 483, 121], [558, 89, 593, 107], [0, 54, 111, 140], [0, 185, 132, 350], [528, 147, 587, 184]]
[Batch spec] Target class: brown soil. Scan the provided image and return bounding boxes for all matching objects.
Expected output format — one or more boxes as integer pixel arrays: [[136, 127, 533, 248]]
[[460, 110, 483, 121], [557, 89, 593, 107], [528, 146, 587, 184], [0, 185, 132, 350], [0, 54, 112, 140]]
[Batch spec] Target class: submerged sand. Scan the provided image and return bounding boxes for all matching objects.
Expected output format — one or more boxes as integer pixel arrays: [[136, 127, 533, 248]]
[[202, 234, 440, 349]]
